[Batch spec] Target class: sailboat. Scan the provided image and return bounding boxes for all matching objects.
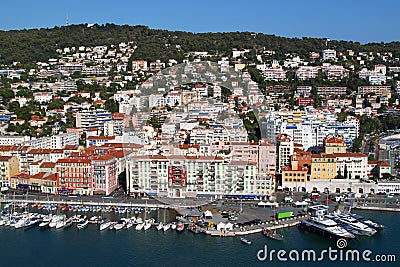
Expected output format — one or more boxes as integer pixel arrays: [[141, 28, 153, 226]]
[[263, 203, 284, 241]]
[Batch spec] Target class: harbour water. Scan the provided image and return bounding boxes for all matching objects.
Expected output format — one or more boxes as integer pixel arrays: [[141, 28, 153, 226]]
[[0, 210, 398, 267]]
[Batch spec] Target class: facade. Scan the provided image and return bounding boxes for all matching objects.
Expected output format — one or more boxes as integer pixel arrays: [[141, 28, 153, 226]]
[[0, 156, 19, 184], [92, 154, 118, 195], [56, 158, 93, 195], [76, 109, 112, 130], [126, 155, 271, 198], [324, 135, 347, 154], [310, 154, 337, 179], [335, 153, 368, 180], [51, 132, 79, 149]]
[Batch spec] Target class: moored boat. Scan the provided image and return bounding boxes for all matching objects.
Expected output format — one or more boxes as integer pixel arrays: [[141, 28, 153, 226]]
[[176, 222, 184, 232], [99, 219, 111, 231], [77, 219, 89, 230]]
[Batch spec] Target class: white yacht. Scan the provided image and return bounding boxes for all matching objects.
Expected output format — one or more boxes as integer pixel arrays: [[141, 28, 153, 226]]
[[135, 223, 145, 231], [300, 216, 355, 239], [335, 215, 377, 236], [99, 219, 112, 231]]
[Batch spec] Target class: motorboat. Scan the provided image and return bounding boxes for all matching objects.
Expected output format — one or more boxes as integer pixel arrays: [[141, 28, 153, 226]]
[[240, 237, 252, 245], [348, 213, 384, 230], [156, 222, 164, 231], [99, 219, 112, 231], [171, 222, 177, 230], [334, 214, 377, 236], [163, 223, 171, 232], [135, 223, 145, 231], [114, 220, 126, 231], [176, 222, 184, 232], [143, 221, 152, 231], [77, 219, 89, 230], [24, 219, 38, 230], [299, 216, 355, 239], [63, 218, 74, 228]]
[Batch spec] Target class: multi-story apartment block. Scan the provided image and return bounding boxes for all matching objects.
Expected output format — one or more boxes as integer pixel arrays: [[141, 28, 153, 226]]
[[76, 109, 112, 130], [296, 66, 320, 80], [126, 155, 269, 198]]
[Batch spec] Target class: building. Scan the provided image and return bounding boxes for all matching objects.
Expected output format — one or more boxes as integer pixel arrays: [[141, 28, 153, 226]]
[[0, 156, 19, 184], [335, 153, 368, 180], [104, 120, 124, 136], [126, 155, 269, 198], [56, 158, 93, 195], [0, 136, 31, 146], [297, 98, 314, 107], [51, 132, 79, 149], [76, 109, 112, 130], [316, 87, 347, 96], [310, 154, 337, 180], [281, 157, 308, 192], [324, 135, 346, 154], [92, 154, 118, 195], [276, 134, 294, 173], [322, 49, 337, 61]]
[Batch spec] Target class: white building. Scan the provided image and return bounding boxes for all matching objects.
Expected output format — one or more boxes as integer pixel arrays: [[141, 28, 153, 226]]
[[76, 109, 112, 130], [51, 132, 79, 149], [322, 49, 337, 61]]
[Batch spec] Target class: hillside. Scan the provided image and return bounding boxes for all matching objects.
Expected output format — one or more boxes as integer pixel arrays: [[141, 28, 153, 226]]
[[0, 23, 400, 65]]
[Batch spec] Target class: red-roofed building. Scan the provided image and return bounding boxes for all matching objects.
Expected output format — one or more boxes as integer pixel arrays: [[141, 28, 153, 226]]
[[56, 158, 93, 195], [86, 136, 116, 147], [92, 154, 118, 195]]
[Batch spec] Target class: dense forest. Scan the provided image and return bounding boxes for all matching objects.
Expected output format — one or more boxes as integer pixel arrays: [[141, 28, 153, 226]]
[[1, 23, 400, 65]]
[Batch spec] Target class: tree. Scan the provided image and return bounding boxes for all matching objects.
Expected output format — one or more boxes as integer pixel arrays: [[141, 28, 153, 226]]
[[105, 99, 119, 113]]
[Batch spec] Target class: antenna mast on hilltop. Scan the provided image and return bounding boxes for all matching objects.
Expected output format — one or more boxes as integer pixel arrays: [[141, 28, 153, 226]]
[[66, 14, 69, 27]]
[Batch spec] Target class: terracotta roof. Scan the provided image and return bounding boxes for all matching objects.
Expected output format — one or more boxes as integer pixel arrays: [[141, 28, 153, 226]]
[[0, 156, 13, 161], [40, 162, 56, 168], [87, 136, 116, 140], [334, 153, 367, 157], [57, 158, 91, 164]]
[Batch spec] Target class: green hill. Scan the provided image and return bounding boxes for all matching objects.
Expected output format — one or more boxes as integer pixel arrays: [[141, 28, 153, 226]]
[[0, 23, 399, 65]]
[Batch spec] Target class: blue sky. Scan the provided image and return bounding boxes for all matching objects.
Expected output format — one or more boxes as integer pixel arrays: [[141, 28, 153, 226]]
[[1, 0, 398, 43]]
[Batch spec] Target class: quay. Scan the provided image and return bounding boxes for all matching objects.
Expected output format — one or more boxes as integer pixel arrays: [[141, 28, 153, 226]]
[[0, 197, 170, 209], [353, 203, 400, 212], [203, 215, 307, 237]]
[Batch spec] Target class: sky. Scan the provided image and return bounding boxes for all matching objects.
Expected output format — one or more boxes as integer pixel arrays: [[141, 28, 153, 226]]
[[1, 0, 399, 44]]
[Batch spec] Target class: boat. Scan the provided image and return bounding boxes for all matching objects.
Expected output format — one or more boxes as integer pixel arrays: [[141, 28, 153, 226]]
[[348, 213, 384, 230], [156, 222, 164, 231], [240, 237, 252, 245], [333, 214, 377, 236], [114, 220, 126, 231], [126, 220, 134, 229], [99, 219, 112, 231], [77, 219, 89, 230], [143, 222, 152, 231], [171, 222, 177, 230], [176, 222, 184, 232], [135, 223, 145, 231], [39, 220, 50, 229], [63, 218, 74, 228], [24, 219, 38, 230], [163, 223, 171, 232], [56, 219, 66, 229], [263, 228, 284, 241], [299, 216, 355, 239]]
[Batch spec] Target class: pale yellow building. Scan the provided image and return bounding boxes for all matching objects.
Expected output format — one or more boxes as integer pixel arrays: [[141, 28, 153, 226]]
[[310, 154, 337, 179], [324, 135, 346, 155], [0, 156, 19, 182]]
